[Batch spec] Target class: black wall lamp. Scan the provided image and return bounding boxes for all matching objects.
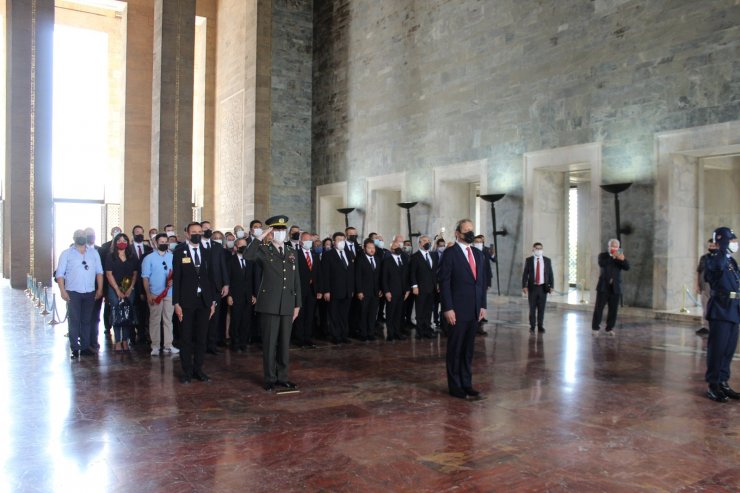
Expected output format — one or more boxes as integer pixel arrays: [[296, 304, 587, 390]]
[[397, 202, 421, 240], [599, 183, 633, 243], [337, 207, 355, 229], [479, 193, 508, 295]]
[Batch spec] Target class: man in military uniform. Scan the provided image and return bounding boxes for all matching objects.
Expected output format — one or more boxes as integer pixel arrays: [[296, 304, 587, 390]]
[[244, 215, 302, 392], [703, 226, 740, 403]]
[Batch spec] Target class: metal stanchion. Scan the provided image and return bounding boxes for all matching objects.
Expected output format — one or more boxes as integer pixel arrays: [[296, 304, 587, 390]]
[[40, 287, 50, 315], [679, 284, 690, 313], [35, 282, 44, 308], [25, 274, 32, 297], [579, 278, 588, 304]]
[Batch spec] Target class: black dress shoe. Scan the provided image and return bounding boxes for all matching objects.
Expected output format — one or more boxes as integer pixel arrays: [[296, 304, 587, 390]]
[[463, 387, 480, 397], [397, 334, 408, 341], [193, 371, 211, 382], [477, 328, 488, 336], [264, 383, 275, 391], [368, 335, 377, 341], [276, 380, 298, 389], [720, 382, 740, 400], [80, 348, 96, 356], [529, 327, 535, 333], [707, 385, 729, 403], [206, 348, 222, 355], [180, 375, 191, 384], [70, 350, 79, 360], [696, 328, 709, 335], [341, 338, 352, 344], [538, 327, 546, 333], [449, 388, 467, 399]]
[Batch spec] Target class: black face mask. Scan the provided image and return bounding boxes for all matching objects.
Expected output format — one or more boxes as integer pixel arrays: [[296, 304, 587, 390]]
[[86, 235, 95, 245], [133, 234, 145, 243], [393, 247, 403, 255], [237, 246, 247, 254], [347, 235, 357, 243], [461, 231, 475, 244], [421, 242, 431, 251], [74, 236, 87, 246], [189, 234, 202, 244], [203, 229, 213, 239], [157, 243, 169, 252], [291, 232, 300, 241]]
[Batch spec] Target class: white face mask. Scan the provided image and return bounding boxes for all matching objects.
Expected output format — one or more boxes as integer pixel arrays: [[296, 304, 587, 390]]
[[336, 240, 346, 250], [166, 231, 175, 237], [533, 249, 543, 257], [302, 240, 313, 250], [235, 230, 245, 239], [252, 228, 263, 238], [473, 243, 484, 251], [213, 239, 223, 245], [437, 246, 445, 253], [272, 230, 287, 243], [729, 242, 739, 254], [226, 240, 235, 249]]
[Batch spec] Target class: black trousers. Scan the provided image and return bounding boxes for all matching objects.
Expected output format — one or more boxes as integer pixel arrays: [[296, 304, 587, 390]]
[[217, 296, 229, 344], [358, 294, 379, 339], [230, 299, 253, 349], [527, 285, 548, 329], [179, 299, 210, 377], [414, 292, 433, 336], [705, 319, 739, 384], [446, 319, 477, 391], [261, 312, 292, 384], [206, 300, 223, 350], [592, 289, 620, 330], [432, 290, 441, 325], [386, 295, 403, 339], [329, 297, 351, 341], [294, 292, 317, 344]]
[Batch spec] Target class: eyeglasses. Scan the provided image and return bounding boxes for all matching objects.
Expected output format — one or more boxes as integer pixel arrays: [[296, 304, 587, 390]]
[[82, 260, 89, 271], [162, 261, 168, 271]]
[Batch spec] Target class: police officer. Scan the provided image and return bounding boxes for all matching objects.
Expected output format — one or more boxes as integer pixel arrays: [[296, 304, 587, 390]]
[[244, 215, 302, 392], [703, 227, 740, 403]]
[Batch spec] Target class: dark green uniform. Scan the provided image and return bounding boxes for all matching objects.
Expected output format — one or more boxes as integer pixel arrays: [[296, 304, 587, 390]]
[[245, 239, 302, 385]]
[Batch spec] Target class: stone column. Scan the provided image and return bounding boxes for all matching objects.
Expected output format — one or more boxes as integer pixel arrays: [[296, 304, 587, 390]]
[[150, 0, 195, 232], [3, 0, 54, 288]]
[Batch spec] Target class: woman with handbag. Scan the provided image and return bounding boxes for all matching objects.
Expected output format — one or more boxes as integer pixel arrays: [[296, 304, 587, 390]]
[[105, 233, 139, 352]]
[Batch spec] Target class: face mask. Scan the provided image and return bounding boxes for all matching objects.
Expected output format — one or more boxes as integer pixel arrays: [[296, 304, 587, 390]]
[[347, 235, 357, 243], [237, 246, 247, 255], [302, 240, 313, 250], [393, 247, 403, 255], [213, 239, 223, 245], [461, 231, 475, 244], [291, 232, 300, 241], [376, 240, 384, 249], [335, 240, 346, 250], [134, 234, 145, 243], [609, 247, 619, 255], [437, 246, 445, 254], [252, 228, 263, 237], [157, 244, 169, 252], [203, 229, 213, 239], [166, 231, 176, 237], [273, 230, 287, 243], [189, 234, 201, 244], [729, 242, 739, 254], [421, 242, 431, 251], [314, 246, 324, 254], [168, 243, 177, 251], [235, 230, 245, 239], [226, 240, 235, 249], [403, 246, 412, 253], [473, 243, 484, 251], [150, 235, 157, 243], [74, 236, 87, 246], [112, 230, 122, 237], [533, 249, 543, 257], [86, 235, 95, 245], [116, 242, 128, 250]]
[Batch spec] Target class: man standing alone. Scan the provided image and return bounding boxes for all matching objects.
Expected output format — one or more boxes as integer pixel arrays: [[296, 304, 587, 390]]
[[521, 242, 554, 334]]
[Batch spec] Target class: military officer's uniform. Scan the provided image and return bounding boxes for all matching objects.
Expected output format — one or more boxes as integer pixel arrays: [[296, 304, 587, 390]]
[[704, 226, 740, 402], [244, 215, 302, 391]]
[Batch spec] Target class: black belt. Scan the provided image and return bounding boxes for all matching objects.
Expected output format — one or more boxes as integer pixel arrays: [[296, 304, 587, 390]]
[[712, 291, 739, 299]]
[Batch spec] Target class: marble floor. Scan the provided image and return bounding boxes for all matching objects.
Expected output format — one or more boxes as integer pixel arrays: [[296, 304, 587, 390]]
[[2, 281, 739, 493]]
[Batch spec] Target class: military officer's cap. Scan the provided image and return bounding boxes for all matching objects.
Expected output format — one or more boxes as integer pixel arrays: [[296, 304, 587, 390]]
[[265, 215, 289, 228]]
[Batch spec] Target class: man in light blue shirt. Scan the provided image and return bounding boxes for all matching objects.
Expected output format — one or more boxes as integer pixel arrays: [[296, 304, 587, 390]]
[[142, 233, 178, 356], [56, 229, 104, 359]]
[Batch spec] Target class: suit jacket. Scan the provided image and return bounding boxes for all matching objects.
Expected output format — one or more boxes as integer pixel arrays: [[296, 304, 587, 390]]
[[355, 252, 381, 298], [596, 252, 630, 294], [704, 253, 740, 323], [320, 248, 355, 299], [344, 241, 360, 261], [381, 255, 410, 297], [132, 243, 153, 263], [521, 255, 554, 291], [409, 250, 439, 294], [202, 240, 229, 290], [227, 254, 256, 304], [296, 247, 320, 297], [438, 244, 487, 322], [172, 243, 215, 308], [244, 239, 302, 315]]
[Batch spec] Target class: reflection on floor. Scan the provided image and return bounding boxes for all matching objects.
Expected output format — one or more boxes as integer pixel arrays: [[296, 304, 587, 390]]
[[2, 282, 739, 492]]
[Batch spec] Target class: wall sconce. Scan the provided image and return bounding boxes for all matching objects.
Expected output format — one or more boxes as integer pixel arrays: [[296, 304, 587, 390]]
[[397, 202, 421, 241], [600, 183, 633, 243], [337, 207, 355, 229], [479, 193, 508, 295]]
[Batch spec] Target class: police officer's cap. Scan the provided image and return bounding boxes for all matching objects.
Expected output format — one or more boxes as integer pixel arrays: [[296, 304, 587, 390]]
[[265, 215, 289, 229], [713, 226, 737, 248]]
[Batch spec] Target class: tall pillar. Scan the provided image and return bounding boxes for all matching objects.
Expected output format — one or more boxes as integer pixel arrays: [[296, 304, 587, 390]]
[[150, 0, 195, 232], [4, 0, 54, 288]]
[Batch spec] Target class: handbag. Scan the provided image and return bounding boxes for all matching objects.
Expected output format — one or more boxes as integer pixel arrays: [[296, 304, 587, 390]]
[[111, 298, 137, 327]]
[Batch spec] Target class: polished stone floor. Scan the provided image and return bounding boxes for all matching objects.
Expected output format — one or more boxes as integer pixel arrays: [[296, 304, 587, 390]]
[[2, 281, 739, 493]]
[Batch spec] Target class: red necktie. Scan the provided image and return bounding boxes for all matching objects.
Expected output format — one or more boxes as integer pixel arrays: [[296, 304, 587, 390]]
[[467, 247, 477, 280], [138, 245, 143, 258], [306, 251, 312, 270], [535, 257, 540, 284]]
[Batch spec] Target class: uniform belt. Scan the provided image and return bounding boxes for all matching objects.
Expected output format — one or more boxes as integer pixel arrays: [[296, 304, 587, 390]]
[[712, 291, 739, 299]]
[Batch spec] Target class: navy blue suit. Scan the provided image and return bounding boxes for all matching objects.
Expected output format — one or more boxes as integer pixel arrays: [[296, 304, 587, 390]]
[[438, 243, 487, 393], [704, 252, 740, 385]]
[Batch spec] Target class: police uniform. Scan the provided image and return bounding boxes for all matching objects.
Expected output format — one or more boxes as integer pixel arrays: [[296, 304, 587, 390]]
[[704, 227, 740, 402], [243, 215, 302, 391]]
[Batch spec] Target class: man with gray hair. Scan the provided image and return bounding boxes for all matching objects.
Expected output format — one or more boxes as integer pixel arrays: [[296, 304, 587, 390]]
[[592, 238, 630, 335]]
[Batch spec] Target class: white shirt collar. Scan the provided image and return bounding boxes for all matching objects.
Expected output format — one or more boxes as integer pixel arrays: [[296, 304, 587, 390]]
[[457, 241, 471, 252]]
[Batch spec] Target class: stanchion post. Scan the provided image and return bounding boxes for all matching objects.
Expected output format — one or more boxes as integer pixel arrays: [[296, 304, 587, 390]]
[[40, 287, 50, 315], [25, 274, 32, 296], [679, 284, 690, 313], [35, 282, 44, 308], [48, 294, 60, 326], [579, 278, 587, 304]]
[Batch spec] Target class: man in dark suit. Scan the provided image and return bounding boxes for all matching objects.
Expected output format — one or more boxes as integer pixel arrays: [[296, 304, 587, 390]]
[[381, 239, 410, 342], [521, 242, 554, 334], [591, 238, 630, 335], [172, 222, 216, 384], [321, 231, 355, 344], [294, 232, 321, 348], [410, 235, 438, 339], [355, 238, 381, 341], [131, 224, 154, 345], [226, 237, 256, 352], [344, 226, 361, 336], [438, 219, 487, 399], [245, 216, 302, 391], [200, 220, 230, 353]]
